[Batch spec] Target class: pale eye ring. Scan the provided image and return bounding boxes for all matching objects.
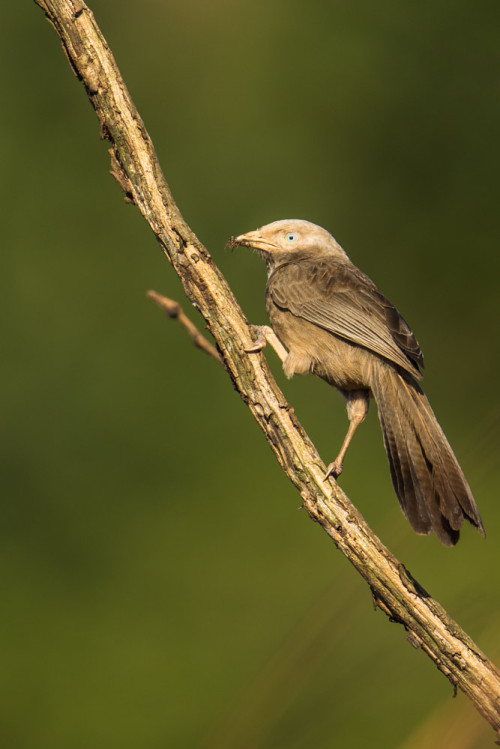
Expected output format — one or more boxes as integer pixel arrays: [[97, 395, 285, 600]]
[[286, 232, 297, 243]]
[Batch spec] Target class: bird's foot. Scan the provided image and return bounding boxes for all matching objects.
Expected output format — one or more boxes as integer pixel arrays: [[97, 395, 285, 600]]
[[245, 325, 288, 363], [324, 460, 343, 481], [245, 325, 271, 353]]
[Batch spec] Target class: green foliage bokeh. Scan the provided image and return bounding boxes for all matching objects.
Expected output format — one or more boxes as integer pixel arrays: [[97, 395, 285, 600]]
[[1, 2, 499, 747]]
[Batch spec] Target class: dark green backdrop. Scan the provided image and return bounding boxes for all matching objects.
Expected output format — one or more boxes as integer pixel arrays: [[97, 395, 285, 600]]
[[2, 2, 499, 747]]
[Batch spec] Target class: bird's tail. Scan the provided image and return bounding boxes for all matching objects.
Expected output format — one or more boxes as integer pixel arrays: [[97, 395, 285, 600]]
[[371, 366, 484, 545]]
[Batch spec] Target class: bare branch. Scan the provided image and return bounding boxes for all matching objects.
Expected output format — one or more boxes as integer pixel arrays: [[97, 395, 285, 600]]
[[33, 0, 500, 737], [147, 290, 223, 364]]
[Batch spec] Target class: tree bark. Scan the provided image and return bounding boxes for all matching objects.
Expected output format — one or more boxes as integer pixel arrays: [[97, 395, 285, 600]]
[[33, 0, 500, 736]]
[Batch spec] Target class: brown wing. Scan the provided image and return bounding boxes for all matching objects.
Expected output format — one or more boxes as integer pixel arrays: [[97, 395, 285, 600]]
[[267, 258, 424, 378]]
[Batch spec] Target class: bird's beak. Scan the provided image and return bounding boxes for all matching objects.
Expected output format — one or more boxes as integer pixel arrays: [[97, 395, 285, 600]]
[[229, 230, 278, 255]]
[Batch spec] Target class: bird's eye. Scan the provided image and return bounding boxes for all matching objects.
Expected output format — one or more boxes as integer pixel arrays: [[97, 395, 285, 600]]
[[286, 232, 297, 243]]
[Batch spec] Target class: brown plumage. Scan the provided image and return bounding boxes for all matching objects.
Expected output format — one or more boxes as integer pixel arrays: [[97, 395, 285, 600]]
[[231, 219, 484, 545]]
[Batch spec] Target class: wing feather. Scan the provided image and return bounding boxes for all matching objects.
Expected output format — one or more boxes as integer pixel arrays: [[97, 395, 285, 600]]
[[268, 258, 423, 378]]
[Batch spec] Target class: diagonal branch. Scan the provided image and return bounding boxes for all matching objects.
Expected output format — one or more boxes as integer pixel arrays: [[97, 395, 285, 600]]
[[33, 0, 500, 736]]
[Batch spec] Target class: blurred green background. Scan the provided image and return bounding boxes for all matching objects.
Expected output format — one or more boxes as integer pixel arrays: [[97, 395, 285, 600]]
[[2, 2, 499, 747]]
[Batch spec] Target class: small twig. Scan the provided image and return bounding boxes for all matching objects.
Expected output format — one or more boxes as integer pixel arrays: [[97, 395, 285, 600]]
[[147, 290, 223, 365]]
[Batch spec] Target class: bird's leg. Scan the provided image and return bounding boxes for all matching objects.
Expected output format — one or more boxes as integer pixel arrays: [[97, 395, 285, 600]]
[[325, 390, 370, 480], [245, 325, 288, 363]]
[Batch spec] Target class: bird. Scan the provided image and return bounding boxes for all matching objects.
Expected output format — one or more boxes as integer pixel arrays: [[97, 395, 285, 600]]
[[230, 219, 484, 546]]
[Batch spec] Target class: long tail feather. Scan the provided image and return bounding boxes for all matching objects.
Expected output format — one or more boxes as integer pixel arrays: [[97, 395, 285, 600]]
[[371, 367, 484, 545]]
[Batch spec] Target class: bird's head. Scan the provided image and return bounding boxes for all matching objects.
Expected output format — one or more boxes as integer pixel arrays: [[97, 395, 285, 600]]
[[228, 219, 349, 271]]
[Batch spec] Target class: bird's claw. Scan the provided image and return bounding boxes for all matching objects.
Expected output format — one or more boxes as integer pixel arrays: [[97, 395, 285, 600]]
[[244, 325, 271, 354], [245, 340, 266, 353], [324, 460, 343, 481]]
